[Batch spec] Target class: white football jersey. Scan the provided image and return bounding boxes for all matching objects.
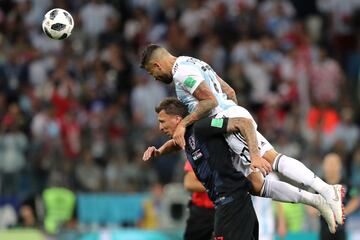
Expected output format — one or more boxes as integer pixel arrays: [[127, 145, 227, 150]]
[[172, 56, 236, 116]]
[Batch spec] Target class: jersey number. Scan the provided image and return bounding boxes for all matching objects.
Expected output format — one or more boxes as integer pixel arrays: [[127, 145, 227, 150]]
[[241, 147, 251, 164], [201, 65, 220, 93]]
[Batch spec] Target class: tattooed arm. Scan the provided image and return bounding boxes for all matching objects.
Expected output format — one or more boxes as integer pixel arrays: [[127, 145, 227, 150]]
[[181, 81, 218, 126], [173, 81, 218, 148], [226, 117, 272, 175], [217, 75, 238, 104]]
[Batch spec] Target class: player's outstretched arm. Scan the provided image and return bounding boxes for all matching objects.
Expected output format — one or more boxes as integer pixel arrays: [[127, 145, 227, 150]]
[[227, 117, 272, 175], [173, 81, 218, 149], [142, 139, 181, 161]]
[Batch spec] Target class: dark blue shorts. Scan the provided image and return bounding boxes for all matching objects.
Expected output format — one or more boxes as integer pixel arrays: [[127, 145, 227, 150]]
[[214, 193, 258, 240]]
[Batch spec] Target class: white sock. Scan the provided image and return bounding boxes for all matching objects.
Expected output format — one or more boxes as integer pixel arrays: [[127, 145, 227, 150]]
[[261, 179, 319, 207], [273, 154, 333, 200]]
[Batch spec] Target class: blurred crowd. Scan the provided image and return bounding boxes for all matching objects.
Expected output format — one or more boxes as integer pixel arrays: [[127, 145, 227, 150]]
[[0, 0, 360, 234]]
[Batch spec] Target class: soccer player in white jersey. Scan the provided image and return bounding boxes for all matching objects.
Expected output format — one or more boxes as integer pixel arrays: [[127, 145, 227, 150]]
[[140, 44, 345, 232]]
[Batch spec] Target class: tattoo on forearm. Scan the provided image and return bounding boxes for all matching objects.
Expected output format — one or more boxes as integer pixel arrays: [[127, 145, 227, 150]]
[[217, 75, 238, 104], [228, 92, 238, 104], [181, 99, 215, 127], [241, 121, 260, 158]]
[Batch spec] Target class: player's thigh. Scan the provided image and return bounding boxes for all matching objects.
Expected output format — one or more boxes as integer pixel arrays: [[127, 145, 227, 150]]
[[255, 131, 274, 156], [215, 106, 254, 155], [230, 134, 263, 178], [225, 131, 274, 157], [215, 105, 253, 120], [214, 195, 258, 240], [215, 106, 274, 157]]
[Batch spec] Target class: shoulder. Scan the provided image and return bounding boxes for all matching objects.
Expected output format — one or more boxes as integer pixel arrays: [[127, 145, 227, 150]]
[[173, 57, 205, 93], [193, 118, 228, 137], [173, 64, 202, 81]]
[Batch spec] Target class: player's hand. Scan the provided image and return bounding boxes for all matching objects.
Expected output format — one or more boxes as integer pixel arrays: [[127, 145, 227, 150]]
[[250, 156, 272, 176], [143, 146, 160, 161], [173, 123, 186, 149]]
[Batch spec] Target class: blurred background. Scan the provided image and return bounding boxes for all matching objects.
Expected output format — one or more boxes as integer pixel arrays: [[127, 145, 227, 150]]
[[0, 0, 359, 239]]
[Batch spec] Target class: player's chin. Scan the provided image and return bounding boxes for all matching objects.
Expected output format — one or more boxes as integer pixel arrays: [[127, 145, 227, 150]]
[[161, 130, 170, 137], [157, 76, 172, 84], [166, 131, 173, 138]]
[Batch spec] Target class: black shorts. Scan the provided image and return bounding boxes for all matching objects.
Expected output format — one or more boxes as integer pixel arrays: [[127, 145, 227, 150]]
[[214, 193, 258, 240], [184, 202, 215, 240]]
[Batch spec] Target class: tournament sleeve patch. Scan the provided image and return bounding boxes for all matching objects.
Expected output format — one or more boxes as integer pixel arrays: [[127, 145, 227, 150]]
[[211, 118, 224, 128], [184, 76, 197, 88]]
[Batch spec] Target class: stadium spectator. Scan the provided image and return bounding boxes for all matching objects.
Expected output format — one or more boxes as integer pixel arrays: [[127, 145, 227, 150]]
[[0, 107, 28, 196], [313, 153, 359, 240], [79, 0, 119, 40], [75, 150, 103, 192], [42, 186, 75, 234], [310, 46, 344, 105]]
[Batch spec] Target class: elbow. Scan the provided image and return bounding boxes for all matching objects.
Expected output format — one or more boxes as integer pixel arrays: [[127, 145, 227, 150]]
[[183, 181, 190, 191], [210, 98, 218, 109], [184, 172, 200, 192], [228, 89, 236, 98], [183, 177, 192, 191]]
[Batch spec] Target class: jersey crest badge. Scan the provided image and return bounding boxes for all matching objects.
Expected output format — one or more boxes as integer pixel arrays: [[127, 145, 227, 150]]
[[189, 134, 196, 150]]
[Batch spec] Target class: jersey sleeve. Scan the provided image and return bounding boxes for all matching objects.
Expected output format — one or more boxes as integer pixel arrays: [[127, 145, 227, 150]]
[[173, 64, 204, 94], [193, 117, 229, 138]]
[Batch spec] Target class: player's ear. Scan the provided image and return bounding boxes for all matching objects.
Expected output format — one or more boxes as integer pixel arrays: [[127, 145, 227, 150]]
[[153, 62, 161, 70], [175, 115, 182, 123]]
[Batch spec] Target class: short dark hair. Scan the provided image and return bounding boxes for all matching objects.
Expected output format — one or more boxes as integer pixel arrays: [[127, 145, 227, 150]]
[[140, 44, 161, 68], [155, 97, 189, 118]]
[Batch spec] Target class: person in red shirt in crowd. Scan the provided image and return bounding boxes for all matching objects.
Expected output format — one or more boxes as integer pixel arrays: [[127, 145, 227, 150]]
[[183, 160, 215, 240]]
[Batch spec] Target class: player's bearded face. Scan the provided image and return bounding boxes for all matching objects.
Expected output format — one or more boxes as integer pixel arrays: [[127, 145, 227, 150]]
[[146, 64, 173, 84], [156, 73, 172, 84]]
